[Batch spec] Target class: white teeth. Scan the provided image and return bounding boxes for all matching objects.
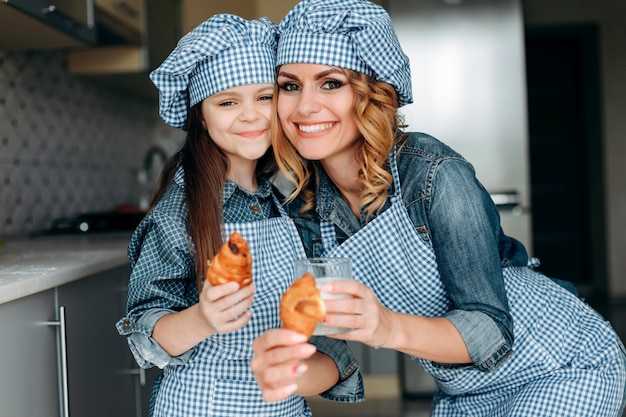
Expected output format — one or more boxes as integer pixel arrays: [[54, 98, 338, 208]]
[[298, 123, 333, 133]]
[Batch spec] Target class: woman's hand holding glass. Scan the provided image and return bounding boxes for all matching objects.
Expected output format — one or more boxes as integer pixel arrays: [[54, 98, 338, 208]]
[[319, 279, 395, 350]]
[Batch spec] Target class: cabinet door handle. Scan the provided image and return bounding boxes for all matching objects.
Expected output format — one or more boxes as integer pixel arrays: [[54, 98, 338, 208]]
[[47, 306, 70, 417]]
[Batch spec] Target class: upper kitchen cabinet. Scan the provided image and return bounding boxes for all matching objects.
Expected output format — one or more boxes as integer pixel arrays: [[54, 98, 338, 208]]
[[65, 0, 386, 99], [65, 0, 180, 100], [182, 0, 385, 29], [181, 0, 385, 30], [95, 0, 143, 45], [180, 0, 292, 30], [0, 0, 97, 50]]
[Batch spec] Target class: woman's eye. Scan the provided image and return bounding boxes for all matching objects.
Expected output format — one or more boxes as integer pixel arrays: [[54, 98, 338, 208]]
[[219, 101, 236, 106], [322, 80, 344, 90], [259, 94, 273, 101], [279, 82, 300, 92]]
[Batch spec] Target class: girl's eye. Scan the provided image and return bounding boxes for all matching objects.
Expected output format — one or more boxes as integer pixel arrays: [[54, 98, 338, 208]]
[[219, 101, 236, 106], [278, 82, 300, 92], [322, 80, 344, 90], [259, 94, 273, 101]]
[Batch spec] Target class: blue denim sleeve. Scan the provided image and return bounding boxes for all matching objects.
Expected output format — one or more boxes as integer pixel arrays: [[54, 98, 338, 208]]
[[117, 209, 198, 369], [426, 157, 514, 371], [309, 336, 365, 402], [116, 308, 194, 369]]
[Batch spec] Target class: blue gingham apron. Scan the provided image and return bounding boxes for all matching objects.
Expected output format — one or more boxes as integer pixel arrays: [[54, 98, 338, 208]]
[[320, 151, 626, 416], [153, 194, 312, 417]]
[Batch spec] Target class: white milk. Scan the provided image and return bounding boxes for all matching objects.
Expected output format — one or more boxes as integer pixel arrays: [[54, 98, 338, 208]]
[[313, 277, 353, 335]]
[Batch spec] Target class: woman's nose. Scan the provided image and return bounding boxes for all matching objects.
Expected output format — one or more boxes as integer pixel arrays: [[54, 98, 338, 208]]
[[296, 87, 321, 116]]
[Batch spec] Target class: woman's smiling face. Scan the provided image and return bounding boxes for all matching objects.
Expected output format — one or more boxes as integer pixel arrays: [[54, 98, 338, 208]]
[[276, 63, 361, 164]]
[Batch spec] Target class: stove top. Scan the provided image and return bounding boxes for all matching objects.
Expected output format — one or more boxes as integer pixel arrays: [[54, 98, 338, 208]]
[[31, 211, 146, 236]]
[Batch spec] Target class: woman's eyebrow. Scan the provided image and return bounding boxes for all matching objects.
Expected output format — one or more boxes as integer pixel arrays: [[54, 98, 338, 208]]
[[277, 68, 343, 81]]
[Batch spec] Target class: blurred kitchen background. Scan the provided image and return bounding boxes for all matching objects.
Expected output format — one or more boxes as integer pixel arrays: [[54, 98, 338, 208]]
[[1, 0, 625, 416]]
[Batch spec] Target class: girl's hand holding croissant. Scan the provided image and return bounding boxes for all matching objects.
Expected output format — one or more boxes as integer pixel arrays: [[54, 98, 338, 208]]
[[198, 280, 256, 335]]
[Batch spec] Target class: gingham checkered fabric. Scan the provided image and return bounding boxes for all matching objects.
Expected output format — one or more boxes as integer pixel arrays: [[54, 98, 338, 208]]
[[277, 0, 413, 107], [153, 200, 314, 416], [150, 14, 277, 129], [320, 151, 626, 416]]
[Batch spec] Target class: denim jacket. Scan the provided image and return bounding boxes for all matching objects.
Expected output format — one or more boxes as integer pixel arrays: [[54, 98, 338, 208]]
[[287, 132, 532, 371], [117, 167, 363, 402]]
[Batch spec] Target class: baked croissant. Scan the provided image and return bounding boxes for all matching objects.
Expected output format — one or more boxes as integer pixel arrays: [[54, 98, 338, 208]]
[[280, 272, 326, 339], [205, 231, 253, 287]]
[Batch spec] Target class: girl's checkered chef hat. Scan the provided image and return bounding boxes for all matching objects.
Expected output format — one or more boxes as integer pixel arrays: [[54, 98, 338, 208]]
[[276, 0, 413, 107], [150, 14, 278, 130]]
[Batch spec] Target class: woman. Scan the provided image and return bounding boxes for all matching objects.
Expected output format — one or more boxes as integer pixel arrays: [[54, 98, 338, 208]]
[[116, 14, 362, 417], [250, 1, 626, 415]]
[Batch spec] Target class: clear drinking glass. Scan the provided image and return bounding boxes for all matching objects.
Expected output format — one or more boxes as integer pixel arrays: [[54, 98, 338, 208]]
[[293, 257, 353, 335]]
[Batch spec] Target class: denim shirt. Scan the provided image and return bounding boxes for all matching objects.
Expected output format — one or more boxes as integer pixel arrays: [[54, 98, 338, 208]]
[[288, 132, 531, 371], [116, 167, 363, 402]]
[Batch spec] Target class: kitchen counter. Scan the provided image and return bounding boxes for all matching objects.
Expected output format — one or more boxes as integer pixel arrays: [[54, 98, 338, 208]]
[[0, 233, 131, 305]]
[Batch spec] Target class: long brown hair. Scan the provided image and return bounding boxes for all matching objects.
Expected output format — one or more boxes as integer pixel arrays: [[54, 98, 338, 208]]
[[150, 104, 276, 290], [272, 68, 404, 218]]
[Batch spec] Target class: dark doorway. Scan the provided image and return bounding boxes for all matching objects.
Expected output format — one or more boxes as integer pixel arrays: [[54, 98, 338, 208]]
[[525, 24, 607, 315]]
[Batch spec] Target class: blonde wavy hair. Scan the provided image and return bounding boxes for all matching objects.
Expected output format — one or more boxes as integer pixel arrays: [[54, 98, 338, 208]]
[[272, 68, 405, 218]]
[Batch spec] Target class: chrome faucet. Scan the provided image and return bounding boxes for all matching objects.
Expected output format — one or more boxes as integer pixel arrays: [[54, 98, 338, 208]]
[[137, 146, 168, 210]]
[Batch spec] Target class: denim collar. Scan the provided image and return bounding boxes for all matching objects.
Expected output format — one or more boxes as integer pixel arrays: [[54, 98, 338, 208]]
[[173, 164, 272, 206], [223, 176, 273, 206], [315, 164, 337, 222], [314, 160, 395, 234]]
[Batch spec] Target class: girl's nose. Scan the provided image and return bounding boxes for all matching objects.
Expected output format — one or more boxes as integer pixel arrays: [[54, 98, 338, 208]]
[[239, 102, 261, 122]]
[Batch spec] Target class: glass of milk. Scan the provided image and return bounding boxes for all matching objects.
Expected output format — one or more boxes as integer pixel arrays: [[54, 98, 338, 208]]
[[293, 257, 353, 335]]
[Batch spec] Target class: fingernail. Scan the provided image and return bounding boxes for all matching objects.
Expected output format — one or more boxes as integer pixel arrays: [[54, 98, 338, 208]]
[[323, 316, 328, 323], [292, 364, 305, 375]]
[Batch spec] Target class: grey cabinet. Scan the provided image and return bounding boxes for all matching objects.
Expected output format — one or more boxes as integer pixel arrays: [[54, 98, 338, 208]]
[[58, 266, 137, 417], [0, 289, 60, 417], [0, 265, 160, 417], [58, 265, 161, 417]]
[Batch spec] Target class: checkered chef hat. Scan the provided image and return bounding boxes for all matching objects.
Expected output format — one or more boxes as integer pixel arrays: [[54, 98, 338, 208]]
[[277, 0, 412, 107], [150, 14, 278, 129]]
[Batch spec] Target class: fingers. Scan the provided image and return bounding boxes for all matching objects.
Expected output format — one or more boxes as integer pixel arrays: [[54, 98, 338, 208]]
[[319, 279, 368, 299], [250, 329, 316, 402], [204, 281, 255, 302], [199, 282, 256, 333], [319, 282, 391, 347], [203, 282, 255, 310], [252, 328, 308, 351]]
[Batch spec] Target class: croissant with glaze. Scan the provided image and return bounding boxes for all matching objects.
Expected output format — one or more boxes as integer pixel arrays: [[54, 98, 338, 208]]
[[280, 273, 326, 339], [206, 231, 253, 287]]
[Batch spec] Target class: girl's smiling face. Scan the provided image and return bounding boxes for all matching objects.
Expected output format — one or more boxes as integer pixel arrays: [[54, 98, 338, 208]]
[[276, 64, 361, 165], [201, 83, 274, 167]]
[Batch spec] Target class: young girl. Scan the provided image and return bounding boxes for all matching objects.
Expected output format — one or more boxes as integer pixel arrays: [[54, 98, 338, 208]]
[[251, 1, 626, 415], [117, 14, 362, 417]]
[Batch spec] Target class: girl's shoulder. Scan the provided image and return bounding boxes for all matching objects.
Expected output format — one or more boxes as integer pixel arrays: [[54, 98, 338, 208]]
[[128, 183, 190, 266], [132, 180, 188, 248]]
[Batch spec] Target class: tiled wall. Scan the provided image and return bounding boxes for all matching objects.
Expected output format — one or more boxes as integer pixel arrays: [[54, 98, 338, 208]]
[[0, 50, 181, 236]]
